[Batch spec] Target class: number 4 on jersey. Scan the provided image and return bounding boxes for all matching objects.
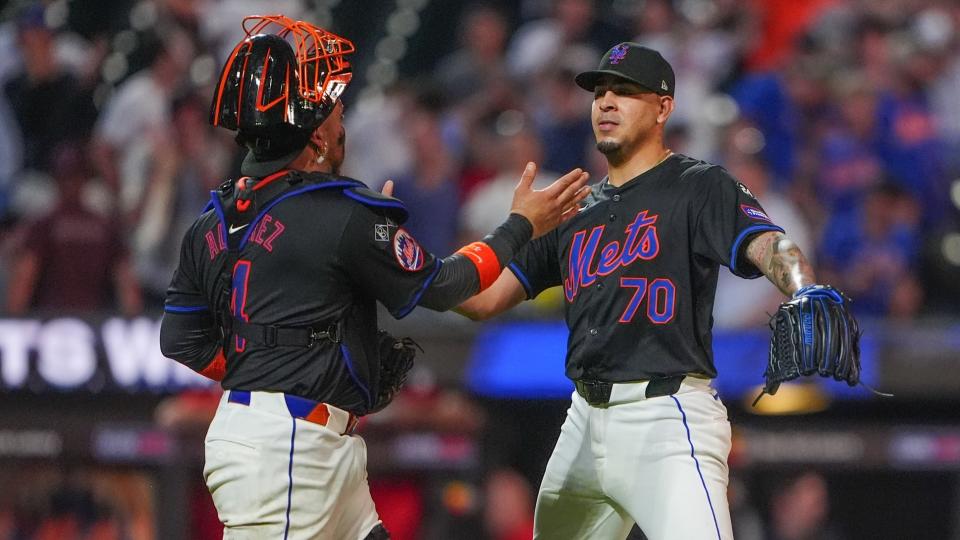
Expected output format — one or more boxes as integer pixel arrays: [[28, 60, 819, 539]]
[[619, 277, 675, 324]]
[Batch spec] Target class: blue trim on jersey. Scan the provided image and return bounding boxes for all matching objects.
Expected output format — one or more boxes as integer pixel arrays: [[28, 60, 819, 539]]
[[283, 417, 296, 540], [227, 389, 251, 405], [163, 304, 208, 313], [239, 181, 361, 249], [728, 224, 784, 278], [201, 200, 213, 214], [395, 258, 442, 319], [670, 395, 722, 540], [208, 190, 230, 246], [507, 262, 534, 299], [340, 343, 373, 408], [342, 189, 407, 212]]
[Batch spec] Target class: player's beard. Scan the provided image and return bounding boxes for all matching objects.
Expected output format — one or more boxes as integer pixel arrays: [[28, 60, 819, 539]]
[[597, 140, 627, 166]]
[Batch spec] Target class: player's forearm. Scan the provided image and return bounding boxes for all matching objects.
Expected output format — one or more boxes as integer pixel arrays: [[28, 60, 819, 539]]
[[418, 213, 533, 311], [455, 269, 526, 321], [160, 311, 226, 379], [746, 231, 816, 297]]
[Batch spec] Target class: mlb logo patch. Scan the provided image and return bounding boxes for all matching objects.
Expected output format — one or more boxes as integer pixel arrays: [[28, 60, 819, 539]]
[[740, 204, 772, 222], [375, 224, 389, 242], [393, 228, 425, 271]]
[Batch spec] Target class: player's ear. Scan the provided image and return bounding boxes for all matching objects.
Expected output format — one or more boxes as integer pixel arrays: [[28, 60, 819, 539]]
[[308, 126, 329, 158], [657, 95, 674, 124]]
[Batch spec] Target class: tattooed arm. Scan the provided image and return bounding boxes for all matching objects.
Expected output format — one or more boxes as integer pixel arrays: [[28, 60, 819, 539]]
[[744, 231, 816, 297]]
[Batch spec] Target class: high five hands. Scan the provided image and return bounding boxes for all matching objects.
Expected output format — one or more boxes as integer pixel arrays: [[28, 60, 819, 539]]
[[511, 163, 591, 239]]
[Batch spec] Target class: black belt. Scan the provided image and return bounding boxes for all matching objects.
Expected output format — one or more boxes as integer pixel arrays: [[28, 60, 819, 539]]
[[232, 320, 341, 348], [574, 375, 686, 406]]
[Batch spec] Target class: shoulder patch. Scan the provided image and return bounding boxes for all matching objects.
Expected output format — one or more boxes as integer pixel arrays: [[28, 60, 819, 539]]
[[393, 228, 425, 271], [740, 204, 772, 222], [736, 182, 754, 198]]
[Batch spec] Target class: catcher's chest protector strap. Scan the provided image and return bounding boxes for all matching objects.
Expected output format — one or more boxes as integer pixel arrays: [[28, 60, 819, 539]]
[[203, 171, 408, 348]]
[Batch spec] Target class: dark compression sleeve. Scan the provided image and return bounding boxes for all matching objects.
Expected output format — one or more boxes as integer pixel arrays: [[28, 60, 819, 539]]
[[159, 310, 226, 379], [418, 213, 533, 311]]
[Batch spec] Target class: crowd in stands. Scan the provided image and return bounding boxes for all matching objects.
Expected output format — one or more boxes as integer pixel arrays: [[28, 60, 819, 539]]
[[1, 0, 959, 326]]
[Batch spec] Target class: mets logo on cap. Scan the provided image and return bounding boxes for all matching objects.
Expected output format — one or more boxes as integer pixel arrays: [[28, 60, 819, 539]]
[[394, 228, 425, 271], [609, 43, 629, 65]]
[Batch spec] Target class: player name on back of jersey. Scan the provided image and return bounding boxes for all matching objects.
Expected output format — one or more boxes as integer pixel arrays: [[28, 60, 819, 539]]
[[204, 214, 287, 259]]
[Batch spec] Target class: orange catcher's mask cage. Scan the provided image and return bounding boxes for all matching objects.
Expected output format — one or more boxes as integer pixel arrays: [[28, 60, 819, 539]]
[[241, 15, 355, 105], [210, 14, 355, 134]]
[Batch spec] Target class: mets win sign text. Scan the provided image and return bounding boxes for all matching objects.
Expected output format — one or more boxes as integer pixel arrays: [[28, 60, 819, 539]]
[[0, 317, 213, 391]]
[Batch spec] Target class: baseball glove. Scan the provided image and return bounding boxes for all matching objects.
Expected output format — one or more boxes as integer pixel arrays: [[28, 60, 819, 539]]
[[369, 330, 421, 413], [754, 285, 868, 405]]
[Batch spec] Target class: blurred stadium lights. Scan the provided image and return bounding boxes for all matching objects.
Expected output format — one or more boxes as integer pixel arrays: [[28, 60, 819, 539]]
[[950, 179, 960, 209], [189, 55, 216, 87], [745, 382, 831, 416], [495, 109, 526, 137], [307, 0, 339, 32], [100, 53, 129, 85], [366, 1, 429, 93], [941, 232, 960, 266], [129, 0, 158, 31], [43, 0, 68, 29], [112, 30, 139, 55], [679, 0, 718, 26], [704, 93, 739, 126], [732, 125, 766, 155]]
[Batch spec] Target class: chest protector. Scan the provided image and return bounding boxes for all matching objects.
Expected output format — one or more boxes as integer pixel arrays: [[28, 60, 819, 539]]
[[203, 170, 408, 349]]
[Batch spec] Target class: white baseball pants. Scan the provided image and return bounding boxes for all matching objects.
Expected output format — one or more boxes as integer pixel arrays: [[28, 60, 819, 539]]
[[203, 391, 382, 539], [534, 377, 733, 540]]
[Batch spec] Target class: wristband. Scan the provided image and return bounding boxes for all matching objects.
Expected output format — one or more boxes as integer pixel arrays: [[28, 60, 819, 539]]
[[456, 242, 501, 290]]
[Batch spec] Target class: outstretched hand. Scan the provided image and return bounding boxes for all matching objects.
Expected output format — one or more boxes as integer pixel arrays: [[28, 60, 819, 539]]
[[510, 162, 590, 239]]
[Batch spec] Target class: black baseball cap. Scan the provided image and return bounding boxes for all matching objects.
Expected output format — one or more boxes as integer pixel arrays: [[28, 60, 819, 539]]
[[575, 43, 675, 97]]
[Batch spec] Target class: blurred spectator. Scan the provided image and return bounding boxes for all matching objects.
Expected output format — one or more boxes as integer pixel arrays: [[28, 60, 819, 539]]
[[730, 54, 831, 185], [816, 73, 884, 212], [768, 471, 845, 540], [462, 123, 559, 239], [818, 182, 923, 319], [5, 143, 142, 316], [506, 0, 627, 79], [198, 0, 307, 64], [875, 55, 947, 229], [389, 89, 462, 254], [130, 90, 231, 305], [435, 4, 511, 105], [631, 0, 747, 158], [528, 51, 596, 175], [483, 468, 534, 540], [92, 27, 193, 213], [3, 4, 94, 173], [713, 152, 813, 329], [342, 83, 415, 189]]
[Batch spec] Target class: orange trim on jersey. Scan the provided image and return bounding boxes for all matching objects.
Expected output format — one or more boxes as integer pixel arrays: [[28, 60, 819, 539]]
[[304, 403, 331, 425], [457, 241, 501, 291], [199, 349, 227, 381], [252, 169, 291, 190]]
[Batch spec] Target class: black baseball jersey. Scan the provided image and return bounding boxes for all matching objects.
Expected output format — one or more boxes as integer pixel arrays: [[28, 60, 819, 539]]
[[509, 153, 784, 382], [164, 173, 443, 413]]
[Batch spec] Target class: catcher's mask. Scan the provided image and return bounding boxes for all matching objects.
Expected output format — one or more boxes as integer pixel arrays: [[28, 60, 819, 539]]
[[210, 15, 354, 176]]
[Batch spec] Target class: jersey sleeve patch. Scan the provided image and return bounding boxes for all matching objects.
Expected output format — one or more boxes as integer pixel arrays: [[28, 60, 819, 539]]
[[740, 204, 772, 222], [393, 228, 425, 271]]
